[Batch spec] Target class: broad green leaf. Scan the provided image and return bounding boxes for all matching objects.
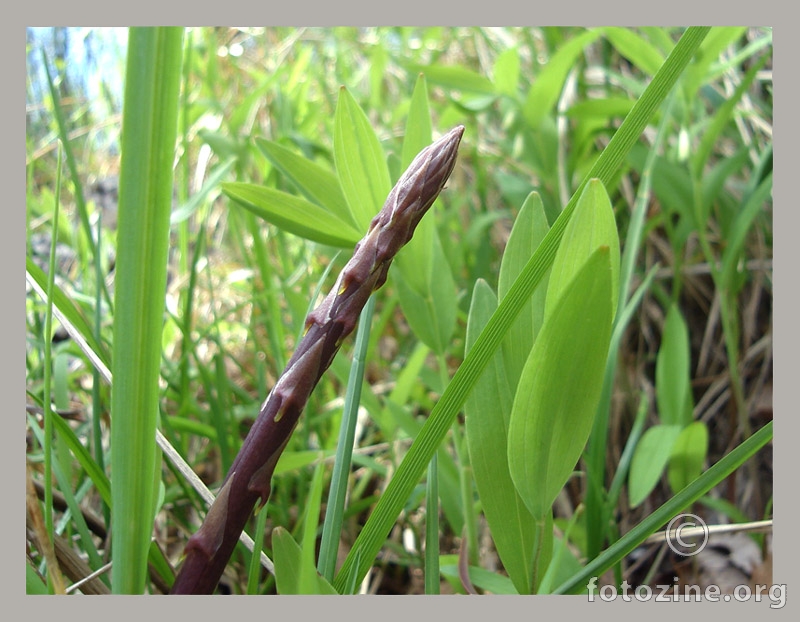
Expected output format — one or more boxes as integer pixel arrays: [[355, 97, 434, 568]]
[[523, 29, 603, 129], [668, 421, 709, 495], [255, 138, 355, 228], [408, 64, 495, 95], [369, 44, 388, 109], [566, 97, 636, 121], [388, 341, 430, 407], [628, 424, 683, 508], [396, 74, 434, 292], [655, 304, 692, 427], [334, 87, 392, 229], [393, 232, 457, 355], [392, 80, 458, 355], [604, 28, 665, 76], [272, 527, 338, 595], [493, 46, 520, 97], [465, 280, 536, 595], [545, 179, 620, 321], [222, 182, 362, 248], [401, 75, 434, 170], [508, 247, 614, 520], [273, 449, 335, 475], [498, 193, 550, 387]]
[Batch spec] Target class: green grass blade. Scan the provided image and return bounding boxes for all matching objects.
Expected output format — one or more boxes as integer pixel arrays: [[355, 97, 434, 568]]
[[333, 26, 711, 593], [246, 501, 271, 594], [27, 562, 49, 595], [317, 295, 376, 581], [39, 51, 111, 309], [604, 27, 666, 76], [408, 64, 495, 95], [523, 29, 603, 129], [299, 461, 326, 594], [26, 257, 111, 372], [111, 26, 184, 594]]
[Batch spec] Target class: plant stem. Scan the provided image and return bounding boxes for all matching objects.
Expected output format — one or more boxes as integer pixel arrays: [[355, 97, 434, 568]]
[[170, 125, 465, 594]]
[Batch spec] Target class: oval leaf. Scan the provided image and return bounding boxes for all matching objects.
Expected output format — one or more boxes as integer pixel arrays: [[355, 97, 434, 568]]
[[508, 247, 614, 520], [545, 178, 620, 321], [222, 182, 361, 248], [667, 421, 709, 494], [393, 233, 457, 355], [465, 279, 536, 594], [334, 87, 392, 229], [628, 424, 683, 508], [255, 138, 356, 228], [408, 64, 495, 95], [498, 192, 550, 388], [656, 303, 692, 427], [272, 527, 337, 595]]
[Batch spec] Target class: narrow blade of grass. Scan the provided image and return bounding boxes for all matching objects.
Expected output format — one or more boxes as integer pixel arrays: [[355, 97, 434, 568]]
[[110, 26, 184, 594]]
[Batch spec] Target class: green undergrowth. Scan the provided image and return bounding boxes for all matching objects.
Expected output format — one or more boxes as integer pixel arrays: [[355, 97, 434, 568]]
[[26, 27, 772, 595]]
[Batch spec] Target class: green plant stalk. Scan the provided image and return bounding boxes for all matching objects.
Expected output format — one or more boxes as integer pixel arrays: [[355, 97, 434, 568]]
[[552, 420, 772, 594], [170, 125, 465, 594], [111, 26, 184, 594], [318, 294, 377, 581], [333, 26, 712, 593]]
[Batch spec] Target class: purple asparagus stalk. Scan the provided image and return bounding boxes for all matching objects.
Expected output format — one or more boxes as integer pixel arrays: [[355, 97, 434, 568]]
[[170, 125, 465, 594]]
